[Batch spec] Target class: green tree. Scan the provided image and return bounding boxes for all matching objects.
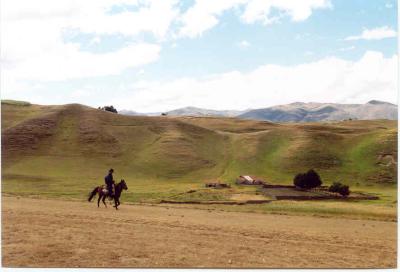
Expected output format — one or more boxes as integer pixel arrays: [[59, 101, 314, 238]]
[[100, 105, 118, 113], [293, 169, 322, 189], [329, 182, 350, 197]]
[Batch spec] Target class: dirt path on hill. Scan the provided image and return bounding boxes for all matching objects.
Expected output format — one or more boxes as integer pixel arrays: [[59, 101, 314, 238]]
[[2, 196, 396, 268]]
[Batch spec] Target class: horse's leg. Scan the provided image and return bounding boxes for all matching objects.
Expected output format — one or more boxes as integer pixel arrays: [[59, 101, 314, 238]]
[[97, 193, 101, 208], [102, 195, 107, 208], [114, 198, 118, 210]]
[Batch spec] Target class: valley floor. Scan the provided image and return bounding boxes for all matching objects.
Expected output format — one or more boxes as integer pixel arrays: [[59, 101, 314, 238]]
[[2, 196, 397, 268]]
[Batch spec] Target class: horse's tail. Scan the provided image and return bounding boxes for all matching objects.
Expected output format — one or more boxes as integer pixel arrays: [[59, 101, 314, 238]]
[[88, 187, 98, 202]]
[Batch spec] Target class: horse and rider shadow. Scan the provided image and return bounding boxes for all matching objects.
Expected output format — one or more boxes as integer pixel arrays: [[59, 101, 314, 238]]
[[87, 169, 128, 210]]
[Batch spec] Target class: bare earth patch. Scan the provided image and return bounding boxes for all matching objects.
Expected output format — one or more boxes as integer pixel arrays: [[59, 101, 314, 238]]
[[230, 193, 268, 201], [2, 196, 396, 268]]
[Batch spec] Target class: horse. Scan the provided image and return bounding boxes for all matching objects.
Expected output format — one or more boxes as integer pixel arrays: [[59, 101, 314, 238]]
[[88, 179, 128, 210]]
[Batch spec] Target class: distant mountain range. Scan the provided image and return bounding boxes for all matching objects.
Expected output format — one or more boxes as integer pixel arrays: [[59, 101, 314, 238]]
[[120, 100, 397, 122], [238, 100, 398, 122], [119, 107, 249, 117], [167, 106, 246, 117]]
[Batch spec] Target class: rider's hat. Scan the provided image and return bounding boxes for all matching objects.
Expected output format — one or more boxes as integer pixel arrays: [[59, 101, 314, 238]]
[[109, 168, 114, 173]]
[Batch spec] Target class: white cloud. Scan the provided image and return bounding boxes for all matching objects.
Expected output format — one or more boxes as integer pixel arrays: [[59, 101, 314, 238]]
[[385, 3, 394, 8], [338, 46, 356, 52], [237, 40, 251, 49], [0, 0, 335, 98], [1, 0, 333, 82], [89, 37, 102, 45], [70, 87, 96, 99], [178, 0, 245, 38], [3, 43, 161, 82], [241, 0, 332, 25], [178, 0, 332, 38], [111, 51, 397, 112], [345, 26, 397, 41], [1, 0, 179, 39], [1, 0, 176, 90]]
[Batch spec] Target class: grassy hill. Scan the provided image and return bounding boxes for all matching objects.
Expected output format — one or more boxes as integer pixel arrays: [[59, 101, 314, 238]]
[[2, 101, 397, 207]]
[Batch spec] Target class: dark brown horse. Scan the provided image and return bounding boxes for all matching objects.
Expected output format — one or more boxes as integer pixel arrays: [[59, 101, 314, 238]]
[[88, 179, 128, 210]]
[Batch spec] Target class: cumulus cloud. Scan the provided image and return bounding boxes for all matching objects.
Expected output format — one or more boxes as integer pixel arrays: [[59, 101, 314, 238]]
[[178, 0, 332, 37], [70, 87, 96, 99], [3, 43, 161, 82], [111, 51, 397, 112], [345, 26, 397, 41], [240, 0, 332, 25], [178, 0, 245, 38], [338, 46, 356, 52], [385, 3, 394, 8], [1, 0, 179, 39], [1, 0, 333, 88], [1, 0, 177, 92], [237, 40, 251, 49]]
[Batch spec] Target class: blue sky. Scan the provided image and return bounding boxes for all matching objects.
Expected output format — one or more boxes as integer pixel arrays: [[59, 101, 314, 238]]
[[1, 0, 398, 112]]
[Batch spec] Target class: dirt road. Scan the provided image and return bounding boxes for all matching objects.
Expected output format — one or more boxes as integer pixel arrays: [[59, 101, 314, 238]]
[[2, 196, 397, 268]]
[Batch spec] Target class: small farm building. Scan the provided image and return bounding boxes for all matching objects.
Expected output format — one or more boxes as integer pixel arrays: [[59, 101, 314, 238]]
[[236, 175, 265, 185]]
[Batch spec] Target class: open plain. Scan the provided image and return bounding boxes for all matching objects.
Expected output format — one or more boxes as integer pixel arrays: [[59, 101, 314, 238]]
[[2, 196, 396, 268]]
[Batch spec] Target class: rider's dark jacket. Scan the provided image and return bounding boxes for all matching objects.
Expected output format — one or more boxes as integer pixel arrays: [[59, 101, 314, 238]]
[[105, 173, 114, 193]]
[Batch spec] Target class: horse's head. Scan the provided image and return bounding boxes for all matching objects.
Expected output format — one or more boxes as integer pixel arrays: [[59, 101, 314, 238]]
[[120, 179, 128, 190]]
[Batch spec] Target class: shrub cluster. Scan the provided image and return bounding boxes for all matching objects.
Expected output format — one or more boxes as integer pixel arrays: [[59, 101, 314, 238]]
[[293, 169, 322, 189], [329, 182, 350, 197], [99, 105, 118, 113]]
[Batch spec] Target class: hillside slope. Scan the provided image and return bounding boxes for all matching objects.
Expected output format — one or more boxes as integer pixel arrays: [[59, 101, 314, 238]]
[[2, 101, 397, 201]]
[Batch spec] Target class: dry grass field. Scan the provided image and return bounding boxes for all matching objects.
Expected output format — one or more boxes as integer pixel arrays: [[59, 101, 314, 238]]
[[2, 196, 396, 268]]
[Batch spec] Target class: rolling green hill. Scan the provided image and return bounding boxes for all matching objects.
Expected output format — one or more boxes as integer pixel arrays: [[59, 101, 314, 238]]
[[1, 101, 397, 205]]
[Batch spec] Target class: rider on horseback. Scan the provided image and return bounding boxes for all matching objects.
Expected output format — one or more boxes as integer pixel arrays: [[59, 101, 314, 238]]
[[105, 168, 115, 197]]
